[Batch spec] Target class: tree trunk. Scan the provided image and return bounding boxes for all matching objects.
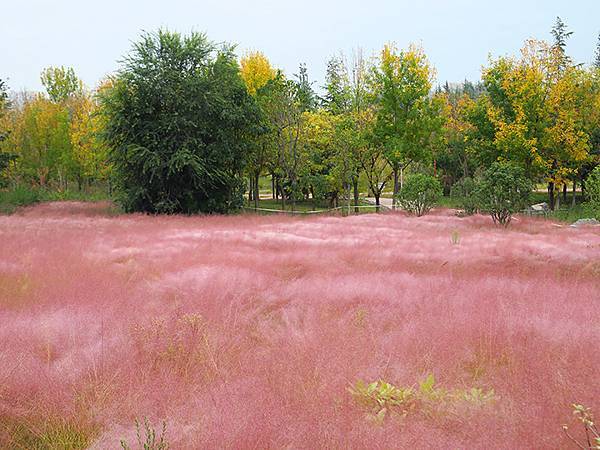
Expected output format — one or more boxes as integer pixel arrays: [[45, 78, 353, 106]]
[[548, 181, 555, 211], [571, 181, 577, 208], [392, 164, 399, 210], [290, 178, 296, 212], [272, 175, 276, 199], [281, 188, 285, 211], [562, 183, 567, 203], [346, 181, 351, 216], [248, 177, 253, 202], [374, 192, 380, 212], [353, 177, 359, 213], [400, 165, 404, 190], [254, 172, 259, 209]]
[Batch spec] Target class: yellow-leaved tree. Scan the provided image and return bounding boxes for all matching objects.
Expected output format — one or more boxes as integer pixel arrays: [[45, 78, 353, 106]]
[[239, 51, 277, 206], [471, 39, 592, 209], [240, 51, 276, 96]]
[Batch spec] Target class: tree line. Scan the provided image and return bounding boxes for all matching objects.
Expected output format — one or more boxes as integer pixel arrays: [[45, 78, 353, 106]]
[[1, 18, 599, 215]]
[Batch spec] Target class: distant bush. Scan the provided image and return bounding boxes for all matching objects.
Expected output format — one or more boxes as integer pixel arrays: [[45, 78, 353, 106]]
[[475, 162, 532, 226], [450, 177, 478, 215], [584, 166, 600, 218], [0, 185, 40, 213], [397, 174, 442, 216]]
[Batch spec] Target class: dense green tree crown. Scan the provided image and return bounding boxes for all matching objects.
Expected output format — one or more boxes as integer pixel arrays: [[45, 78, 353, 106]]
[[0, 78, 9, 142], [100, 30, 259, 214], [584, 166, 600, 213], [0, 78, 15, 186]]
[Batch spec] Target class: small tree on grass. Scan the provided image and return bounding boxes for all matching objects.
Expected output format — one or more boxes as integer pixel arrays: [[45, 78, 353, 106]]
[[475, 162, 532, 226], [396, 173, 442, 216], [583, 166, 600, 218]]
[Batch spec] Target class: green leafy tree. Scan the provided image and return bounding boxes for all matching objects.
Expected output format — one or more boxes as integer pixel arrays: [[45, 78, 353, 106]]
[[40, 66, 82, 103], [450, 176, 478, 215], [240, 52, 277, 207], [100, 30, 259, 214], [551, 17, 573, 72], [583, 165, 600, 217], [6, 95, 72, 187], [323, 55, 351, 115], [0, 78, 16, 186], [469, 38, 591, 210], [475, 161, 532, 226], [260, 71, 308, 211], [0, 77, 9, 139], [436, 82, 481, 193], [594, 32, 600, 69], [322, 54, 363, 212], [370, 43, 443, 207]]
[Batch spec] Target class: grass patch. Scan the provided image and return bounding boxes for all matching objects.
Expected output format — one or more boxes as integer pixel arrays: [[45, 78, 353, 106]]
[[0, 186, 41, 214], [0, 415, 99, 449], [244, 198, 379, 214]]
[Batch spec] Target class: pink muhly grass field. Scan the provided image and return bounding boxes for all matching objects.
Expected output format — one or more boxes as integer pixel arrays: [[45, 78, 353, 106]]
[[0, 201, 599, 449]]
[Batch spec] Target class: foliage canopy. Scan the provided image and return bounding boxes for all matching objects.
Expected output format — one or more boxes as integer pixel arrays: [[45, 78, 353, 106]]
[[100, 30, 259, 214]]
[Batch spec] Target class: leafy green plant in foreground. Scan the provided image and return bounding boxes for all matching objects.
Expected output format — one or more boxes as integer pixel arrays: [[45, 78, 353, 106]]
[[348, 373, 496, 424], [348, 380, 416, 424]]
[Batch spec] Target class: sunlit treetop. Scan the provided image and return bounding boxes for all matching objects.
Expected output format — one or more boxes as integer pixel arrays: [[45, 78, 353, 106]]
[[40, 66, 83, 103], [240, 51, 276, 96]]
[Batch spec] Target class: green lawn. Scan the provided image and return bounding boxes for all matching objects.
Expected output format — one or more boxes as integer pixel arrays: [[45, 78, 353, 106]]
[[243, 198, 380, 215]]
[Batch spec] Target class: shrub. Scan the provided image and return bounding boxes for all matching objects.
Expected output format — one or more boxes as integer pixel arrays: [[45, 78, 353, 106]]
[[474, 162, 532, 226], [0, 185, 40, 214], [397, 174, 442, 216], [584, 166, 600, 218], [450, 177, 478, 215]]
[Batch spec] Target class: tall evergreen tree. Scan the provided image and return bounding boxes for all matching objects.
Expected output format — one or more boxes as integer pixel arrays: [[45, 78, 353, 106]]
[[594, 32, 600, 68], [0, 78, 9, 143], [551, 16, 573, 72], [0, 78, 15, 185], [323, 55, 350, 114], [295, 63, 316, 112]]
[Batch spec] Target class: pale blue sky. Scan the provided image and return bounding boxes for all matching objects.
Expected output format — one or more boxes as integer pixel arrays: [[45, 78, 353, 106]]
[[2, 0, 599, 93]]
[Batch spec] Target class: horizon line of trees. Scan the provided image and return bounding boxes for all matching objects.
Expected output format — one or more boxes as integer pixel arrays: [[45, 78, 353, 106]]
[[1, 17, 599, 214]]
